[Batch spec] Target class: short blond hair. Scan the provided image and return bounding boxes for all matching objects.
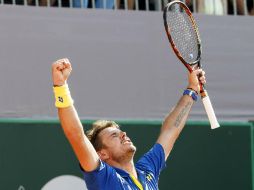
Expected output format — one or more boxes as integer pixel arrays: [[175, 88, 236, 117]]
[[87, 120, 119, 151]]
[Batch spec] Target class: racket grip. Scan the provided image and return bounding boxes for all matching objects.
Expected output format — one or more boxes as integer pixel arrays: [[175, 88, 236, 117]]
[[202, 96, 220, 129]]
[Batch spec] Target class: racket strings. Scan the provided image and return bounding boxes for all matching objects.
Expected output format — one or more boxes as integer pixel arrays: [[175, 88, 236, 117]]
[[166, 4, 199, 63]]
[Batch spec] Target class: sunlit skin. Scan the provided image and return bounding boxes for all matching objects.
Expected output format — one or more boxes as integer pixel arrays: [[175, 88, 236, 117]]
[[52, 58, 206, 181], [97, 127, 137, 173]]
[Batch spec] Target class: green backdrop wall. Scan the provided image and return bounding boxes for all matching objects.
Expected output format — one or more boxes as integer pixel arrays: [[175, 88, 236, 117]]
[[0, 119, 253, 190]]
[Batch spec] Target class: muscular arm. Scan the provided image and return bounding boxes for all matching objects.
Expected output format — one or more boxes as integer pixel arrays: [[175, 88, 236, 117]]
[[156, 95, 193, 160], [52, 58, 99, 172], [157, 69, 205, 160], [58, 106, 99, 171]]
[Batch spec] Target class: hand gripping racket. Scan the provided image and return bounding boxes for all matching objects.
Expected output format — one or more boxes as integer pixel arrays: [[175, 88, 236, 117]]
[[163, 0, 220, 129]]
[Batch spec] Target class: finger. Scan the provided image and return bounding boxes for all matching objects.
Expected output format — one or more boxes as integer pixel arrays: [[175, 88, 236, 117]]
[[59, 58, 70, 69], [53, 58, 69, 70], [52, 61, 64, 71], [55, 58, 65, 65], [63, 59, 72, 70], [200, 79, 206, 85], [57, 58, 66, 63], [194, 69, 206, 78], [63, 58, 69, 63], [199, 76, 205, 81], [191, 69, 202, 77]]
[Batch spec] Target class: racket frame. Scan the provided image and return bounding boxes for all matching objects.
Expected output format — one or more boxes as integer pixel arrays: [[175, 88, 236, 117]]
[[163, 0, 220, 129], [163, 0, 202, 72]]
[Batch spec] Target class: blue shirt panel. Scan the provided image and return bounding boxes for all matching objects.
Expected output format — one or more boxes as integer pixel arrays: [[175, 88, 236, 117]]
[[81, 143, 166, 190], [135, 143, 166, 189]]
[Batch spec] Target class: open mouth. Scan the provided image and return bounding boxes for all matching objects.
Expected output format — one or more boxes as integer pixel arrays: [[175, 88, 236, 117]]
[[121, 139, 131, 144]]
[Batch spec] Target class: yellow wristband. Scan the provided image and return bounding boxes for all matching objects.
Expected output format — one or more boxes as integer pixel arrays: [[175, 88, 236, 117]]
[[53, 84, 74, 108]]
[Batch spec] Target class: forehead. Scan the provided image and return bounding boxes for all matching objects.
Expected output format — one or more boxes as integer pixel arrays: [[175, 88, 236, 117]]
[[99, 127, 121, 138]]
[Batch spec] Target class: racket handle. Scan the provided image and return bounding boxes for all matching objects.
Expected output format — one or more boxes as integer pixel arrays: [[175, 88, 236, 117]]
[[202, 95, 220, 129]]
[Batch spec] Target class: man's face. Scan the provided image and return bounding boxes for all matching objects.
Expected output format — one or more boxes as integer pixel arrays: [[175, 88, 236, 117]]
[[98, 127, 136, 162]]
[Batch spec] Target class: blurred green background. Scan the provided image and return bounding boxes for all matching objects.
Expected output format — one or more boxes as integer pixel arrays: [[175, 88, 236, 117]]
[[0, 119, 253, 190]]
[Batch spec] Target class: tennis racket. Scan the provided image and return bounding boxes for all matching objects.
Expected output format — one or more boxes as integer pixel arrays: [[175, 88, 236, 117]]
[[163, 0, 220, 129]]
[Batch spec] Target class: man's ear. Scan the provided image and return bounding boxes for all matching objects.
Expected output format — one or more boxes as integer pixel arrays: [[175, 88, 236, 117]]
[[97, 149, 109, 161]]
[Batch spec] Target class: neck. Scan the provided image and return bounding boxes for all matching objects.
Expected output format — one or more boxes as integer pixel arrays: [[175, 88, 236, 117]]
[[107, 159, 138, 178]]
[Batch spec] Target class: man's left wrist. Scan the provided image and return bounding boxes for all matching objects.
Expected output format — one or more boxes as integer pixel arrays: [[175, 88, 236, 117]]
[[187, 86, 199, 94], [183, 89, 198, 101]]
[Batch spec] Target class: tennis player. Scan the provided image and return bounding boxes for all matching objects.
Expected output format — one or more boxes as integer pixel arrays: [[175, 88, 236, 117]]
[[52, 58, 206, 190]]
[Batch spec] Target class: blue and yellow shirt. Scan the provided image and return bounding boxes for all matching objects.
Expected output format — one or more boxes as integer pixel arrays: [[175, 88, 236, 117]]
[[81, 143, 166, 190]]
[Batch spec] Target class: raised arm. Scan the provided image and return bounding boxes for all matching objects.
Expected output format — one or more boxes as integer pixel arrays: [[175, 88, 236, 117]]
[[52, 58, 99, 171], [156, 69, 206, 160]]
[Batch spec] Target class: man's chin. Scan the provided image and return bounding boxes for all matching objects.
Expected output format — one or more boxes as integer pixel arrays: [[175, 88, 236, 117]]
[[128, 144, 136, 153]]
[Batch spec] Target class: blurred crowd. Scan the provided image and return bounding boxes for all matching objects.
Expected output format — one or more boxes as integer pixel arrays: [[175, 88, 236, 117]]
[[185, 0, 254, 15], [1, 0, 254, 15]]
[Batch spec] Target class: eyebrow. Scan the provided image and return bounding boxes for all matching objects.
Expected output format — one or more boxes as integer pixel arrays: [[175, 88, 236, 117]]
[[109, 130, 121, 137]]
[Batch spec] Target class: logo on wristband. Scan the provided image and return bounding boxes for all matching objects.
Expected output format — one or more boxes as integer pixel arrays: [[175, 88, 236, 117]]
[[58, 97, 64, 103]]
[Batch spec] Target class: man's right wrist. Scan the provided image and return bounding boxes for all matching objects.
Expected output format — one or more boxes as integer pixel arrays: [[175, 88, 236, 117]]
[[53, 81, 66, 87], [53, 84, 74, 108]]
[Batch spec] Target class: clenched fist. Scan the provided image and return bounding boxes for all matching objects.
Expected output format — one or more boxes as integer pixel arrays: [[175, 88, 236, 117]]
[[52, 58, 72, 86]]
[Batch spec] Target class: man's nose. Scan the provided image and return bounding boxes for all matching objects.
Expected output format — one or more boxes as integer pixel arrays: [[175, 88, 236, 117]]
[[120, 131, 126, 138]]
